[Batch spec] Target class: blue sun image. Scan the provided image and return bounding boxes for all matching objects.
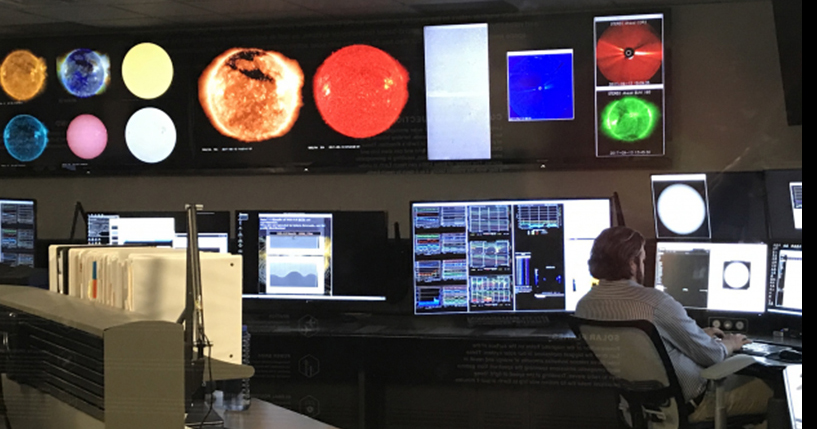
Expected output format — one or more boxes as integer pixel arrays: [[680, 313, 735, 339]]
[[57, 48, 111, 98], [508, 49, 575, 122], [4, 114, 48, 162]]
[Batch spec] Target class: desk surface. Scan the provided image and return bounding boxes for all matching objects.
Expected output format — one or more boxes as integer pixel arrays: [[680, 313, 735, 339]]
[[210, 399, 340, 429]]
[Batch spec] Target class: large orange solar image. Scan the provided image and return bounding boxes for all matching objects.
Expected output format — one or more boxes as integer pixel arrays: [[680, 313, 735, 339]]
[[313, 45, 409, 139], [199, 48, 304, 143]]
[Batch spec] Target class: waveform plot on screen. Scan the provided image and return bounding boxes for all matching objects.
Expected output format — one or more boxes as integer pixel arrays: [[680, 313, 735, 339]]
[[414, 206, 441, 229], [415, 233, 442, 255], [441, 233, 467, 254], [469, 240, 511, 269], [441, 206, 467, 228], [442, 259, 468, 281], [517, 204, 562, 230], [199, 48, 304, 143], [468, 205, 511, 233], [314, 44, 409, 139], [469, 276, 513, 305], [268, 260, 321, 288], [415, 260, 442, 283]]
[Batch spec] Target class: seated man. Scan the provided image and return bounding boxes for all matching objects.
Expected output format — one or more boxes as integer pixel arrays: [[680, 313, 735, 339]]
[[576, 226, 772, 425]]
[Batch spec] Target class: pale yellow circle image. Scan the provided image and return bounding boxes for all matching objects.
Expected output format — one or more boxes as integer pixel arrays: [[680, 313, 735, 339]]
[[0, 50, 47, 102], [121, 42, 174, 99]]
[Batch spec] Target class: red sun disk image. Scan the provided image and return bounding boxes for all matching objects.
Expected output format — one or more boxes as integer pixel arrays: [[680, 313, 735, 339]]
[[597, 23, 663, 84], [313, 45, 409, 139]]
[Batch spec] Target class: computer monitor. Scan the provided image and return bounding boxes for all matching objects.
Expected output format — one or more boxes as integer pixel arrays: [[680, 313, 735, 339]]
[[86, 211, 230, 253], [411, 198, 612, 315], [0, 198, 36, 268], [236, 210, 389, 302], [654, 242, 768, 313], [766, 243, 802, 316], [651, 174, 712, 240], [765, 169, 802, 243]]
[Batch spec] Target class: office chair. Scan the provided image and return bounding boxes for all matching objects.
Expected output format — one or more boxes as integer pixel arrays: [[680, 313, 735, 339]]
[[568, 317, 766, 429]]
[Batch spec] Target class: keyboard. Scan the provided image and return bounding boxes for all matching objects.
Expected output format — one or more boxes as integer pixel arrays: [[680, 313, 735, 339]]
[[739, 342, 791, 357]]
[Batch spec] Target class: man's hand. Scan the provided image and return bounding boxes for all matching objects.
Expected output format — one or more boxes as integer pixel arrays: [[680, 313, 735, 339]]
[[704, 327, 725, 339], [720, 333, 752, 354]]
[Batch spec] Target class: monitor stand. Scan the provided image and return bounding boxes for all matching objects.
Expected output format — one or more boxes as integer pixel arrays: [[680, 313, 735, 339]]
[[185, 400, 225, 428]]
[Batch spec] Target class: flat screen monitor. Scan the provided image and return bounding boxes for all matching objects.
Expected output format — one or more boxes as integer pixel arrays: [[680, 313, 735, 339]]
[[236, 211, 389, 302], [766, 243, 802, 316], [0, 198, 36, 268], [411, 198, 612, 315], [652, 172, 769, 243], [651, 174, 712, 240], [1, 10, 670, 178], [765, 169, 802, 243], [86, 211, 230, 253], [654, 242, 768, 313]]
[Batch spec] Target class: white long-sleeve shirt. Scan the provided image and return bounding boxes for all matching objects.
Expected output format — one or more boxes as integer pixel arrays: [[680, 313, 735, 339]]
[[575, 279, 729, 401]]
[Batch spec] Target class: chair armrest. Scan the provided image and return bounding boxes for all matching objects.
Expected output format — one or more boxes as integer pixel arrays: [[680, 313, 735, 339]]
[[700, 355, 758, 381]]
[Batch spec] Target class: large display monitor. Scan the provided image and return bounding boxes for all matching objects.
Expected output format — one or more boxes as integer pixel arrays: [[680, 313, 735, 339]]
[[1, 10, 669, 177], [411, 198, 612, 315], [652, 172, 769, 243], [651, 174, 712, 240], [236, 210, 389, 302], [766, 243, 802, 316], [654, 242, 768, 313], [86, 211, 230, 253], [0, 198, 36, 267]]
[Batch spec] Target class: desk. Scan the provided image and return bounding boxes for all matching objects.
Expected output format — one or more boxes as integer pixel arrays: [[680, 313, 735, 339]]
[[246, 314, 620, 429], [208, 399, 340, 429]]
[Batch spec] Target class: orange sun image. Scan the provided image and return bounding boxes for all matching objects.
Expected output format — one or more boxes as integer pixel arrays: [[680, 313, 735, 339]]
[[199, 48, 304, 142]]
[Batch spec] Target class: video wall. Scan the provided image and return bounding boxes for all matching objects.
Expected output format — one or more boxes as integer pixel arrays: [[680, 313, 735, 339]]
[[0, 11, 668, 176]]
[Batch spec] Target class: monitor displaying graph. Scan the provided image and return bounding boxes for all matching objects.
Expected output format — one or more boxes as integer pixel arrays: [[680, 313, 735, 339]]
[[411, 198, 611, 315], [237, 210, 389, 302]]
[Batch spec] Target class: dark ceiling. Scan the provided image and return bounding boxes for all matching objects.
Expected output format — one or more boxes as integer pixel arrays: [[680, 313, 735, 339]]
[[0, 0, 752, 37]]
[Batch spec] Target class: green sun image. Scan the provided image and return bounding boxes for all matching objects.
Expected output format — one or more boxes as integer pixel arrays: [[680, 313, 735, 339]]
[[601, 96, 661, 142]]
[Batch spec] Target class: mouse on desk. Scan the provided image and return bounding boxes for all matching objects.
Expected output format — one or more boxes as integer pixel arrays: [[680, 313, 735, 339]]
[[776, 349, 802, 363]]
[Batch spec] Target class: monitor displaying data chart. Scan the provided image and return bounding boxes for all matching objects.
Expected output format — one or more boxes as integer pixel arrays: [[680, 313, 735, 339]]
[[767, 243, 802, 316], [236, 210, 389, 302], [654, 242, 768, 313], [765, 169, 802, 242], [86, 211, 230, 253], [0, 198, 36, 268], [651, 174, 712, 240], [790, 182, 802, 230], [412, 198, 612, 315]]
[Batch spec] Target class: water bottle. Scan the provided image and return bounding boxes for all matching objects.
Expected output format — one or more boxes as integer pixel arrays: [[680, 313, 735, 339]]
[[223, 325, 251, 411]]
